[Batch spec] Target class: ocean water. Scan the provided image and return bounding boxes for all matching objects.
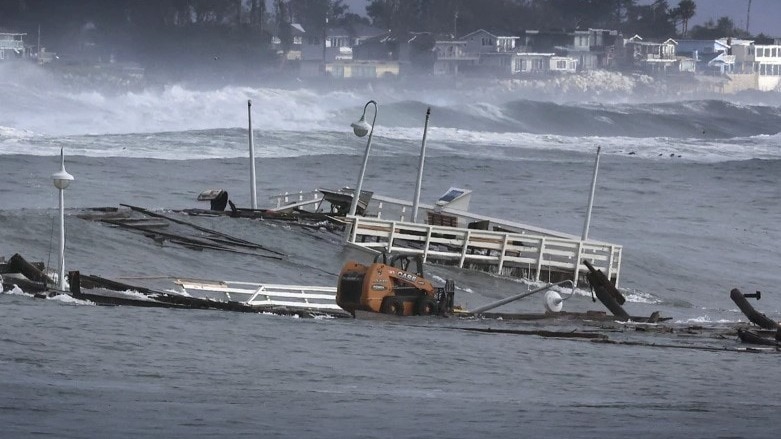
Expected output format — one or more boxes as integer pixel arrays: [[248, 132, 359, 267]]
[[2, 62, 781, 437]]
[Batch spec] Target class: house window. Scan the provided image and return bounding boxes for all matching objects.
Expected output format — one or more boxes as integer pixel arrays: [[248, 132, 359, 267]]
[[557, 60, 566, 69], [332, 65, 345, 78], [520, 59, 527, 71], [330, 37, 346, 48], [773, 48, 778, 57]]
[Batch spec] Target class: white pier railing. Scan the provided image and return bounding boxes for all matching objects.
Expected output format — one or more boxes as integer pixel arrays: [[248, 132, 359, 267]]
[[346, 216, 622, 287], [175, 279, 342, 312], [268, 190, 322, 210], [265, 189, 623, 287]]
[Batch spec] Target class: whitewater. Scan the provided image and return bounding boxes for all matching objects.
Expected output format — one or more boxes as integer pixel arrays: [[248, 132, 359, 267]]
[[2, 61, 781, 438]]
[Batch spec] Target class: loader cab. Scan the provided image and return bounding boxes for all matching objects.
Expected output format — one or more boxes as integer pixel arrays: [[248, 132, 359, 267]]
[[375, 252, 424, 276]]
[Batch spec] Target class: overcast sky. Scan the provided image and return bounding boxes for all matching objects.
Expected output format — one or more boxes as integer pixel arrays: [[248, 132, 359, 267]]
[[341, 0, 780, 37]]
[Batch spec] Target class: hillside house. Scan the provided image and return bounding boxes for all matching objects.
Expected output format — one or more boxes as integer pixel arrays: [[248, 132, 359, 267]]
[[518, 29, 618, 71], [676, 39, 733, 74], [477, 52, 576, 76], [433, 40, 478, 75], [559, 29, 619, 70], [461, 29, 520, 54], [301, 24, 386, 63], [324, 60, 399, 79], [271, 23, 306, 60], [729, 39, 781, 91], [619, 35, 678, 73], [0, 32, 26, 61]]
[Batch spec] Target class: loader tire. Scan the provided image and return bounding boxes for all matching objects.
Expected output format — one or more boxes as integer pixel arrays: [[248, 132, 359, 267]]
[[416, 297, 438, 316], [381, 296, 405, 316]]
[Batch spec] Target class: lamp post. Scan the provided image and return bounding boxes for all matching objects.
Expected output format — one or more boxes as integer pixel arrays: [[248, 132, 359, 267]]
[[348, 100, 378, 217], [51, 147, 74, 291], [412, 107, 431, 223], [248, 99, 258, 210], [581, 146, 601, 241]]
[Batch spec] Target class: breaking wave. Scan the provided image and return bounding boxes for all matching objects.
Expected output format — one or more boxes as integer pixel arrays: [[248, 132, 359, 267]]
[[3, 62, 781, 162]]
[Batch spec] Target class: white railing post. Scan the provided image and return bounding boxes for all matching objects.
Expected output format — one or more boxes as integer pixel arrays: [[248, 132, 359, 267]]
[[606, 245, 614, 282], [498, 233, 509, 272], [535, 237, 546, 282], [574, 241, 583, 286], [613, 247, 622, 287], [349, 217, 360, 243], [459, 230, 472, 268], [423, 225, 433, 263], [387, 221, 397, 253]]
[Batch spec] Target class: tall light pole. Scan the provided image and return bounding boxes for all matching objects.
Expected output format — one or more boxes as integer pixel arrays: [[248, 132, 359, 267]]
[[51, 147, 74, 291], [248, 100, 258, 210], [412, 107, 431, 223], [348, 100, 378, 217], [581, 146, 601, 241]]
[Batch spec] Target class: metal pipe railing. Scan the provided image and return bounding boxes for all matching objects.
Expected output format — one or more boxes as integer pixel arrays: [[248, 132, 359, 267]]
[[469, 280, 575, 314]]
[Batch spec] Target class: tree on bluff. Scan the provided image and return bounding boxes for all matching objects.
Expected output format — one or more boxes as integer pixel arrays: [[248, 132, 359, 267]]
[[362, 0, 692, 40], [689, 16, 751, 40]]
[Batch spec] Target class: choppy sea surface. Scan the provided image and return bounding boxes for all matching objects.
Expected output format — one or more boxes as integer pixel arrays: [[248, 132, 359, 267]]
[[2, 62, 781, 437]]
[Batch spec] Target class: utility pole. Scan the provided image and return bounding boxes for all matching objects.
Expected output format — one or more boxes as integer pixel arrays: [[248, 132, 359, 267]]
[[322, 16, 328, 76], [746, 0, 752, 34], [453, 9, 459, 38]]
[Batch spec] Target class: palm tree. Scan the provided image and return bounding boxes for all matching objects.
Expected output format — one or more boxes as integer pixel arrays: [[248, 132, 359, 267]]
[[677, 0, 696, 37]]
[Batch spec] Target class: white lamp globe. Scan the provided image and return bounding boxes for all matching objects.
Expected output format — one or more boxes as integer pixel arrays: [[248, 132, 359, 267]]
[[52, 169, 74, 190], [351, 118, 371, 137]]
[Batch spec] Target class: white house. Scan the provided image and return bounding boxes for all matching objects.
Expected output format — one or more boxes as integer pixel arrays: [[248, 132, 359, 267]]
[[479, 52, 572, 76], [620, 35, 678, 73], [676, 39, 732, 74], [730, 39, 781, 91], [433, 40, 478, 75], [564, 29, 619, 70], [461, 29, 520, 55], [0, 32, 26, 61], [272, 23, 306, 60], [301, 24, 386, 62]]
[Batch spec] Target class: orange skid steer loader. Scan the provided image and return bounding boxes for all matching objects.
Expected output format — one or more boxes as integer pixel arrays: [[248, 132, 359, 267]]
[[336, 253, 455, 317]]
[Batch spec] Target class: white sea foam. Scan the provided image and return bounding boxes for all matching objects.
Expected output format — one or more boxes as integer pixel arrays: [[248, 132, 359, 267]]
[[2, 284, 29, 295], [48, 293, 95, 305], [674, 315, 741, 324]]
